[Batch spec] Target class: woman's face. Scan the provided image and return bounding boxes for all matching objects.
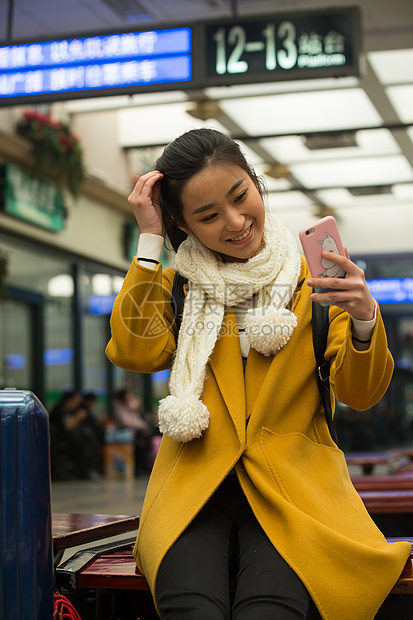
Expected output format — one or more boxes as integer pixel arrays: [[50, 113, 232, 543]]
[[179, 164, 266, 263]]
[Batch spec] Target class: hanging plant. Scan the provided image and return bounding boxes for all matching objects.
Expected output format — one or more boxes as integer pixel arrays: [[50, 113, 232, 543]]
[[16, 110, 86, 198]]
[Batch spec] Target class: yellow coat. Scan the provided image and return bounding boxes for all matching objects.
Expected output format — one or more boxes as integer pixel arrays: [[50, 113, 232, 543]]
[[106, 256, 411, 620]]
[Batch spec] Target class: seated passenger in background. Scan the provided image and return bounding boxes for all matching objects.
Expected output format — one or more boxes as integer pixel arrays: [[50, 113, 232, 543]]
[[112, 389, 152, 475], [78, 392, 108, 476], [50, 390, 82, 480], [50, 390, 104, 480]]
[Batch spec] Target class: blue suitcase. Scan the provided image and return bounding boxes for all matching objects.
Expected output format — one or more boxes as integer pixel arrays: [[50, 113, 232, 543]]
[[0, 389, 53, 619]]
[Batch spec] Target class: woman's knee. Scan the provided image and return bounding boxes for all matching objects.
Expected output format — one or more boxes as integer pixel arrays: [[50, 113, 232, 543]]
[[156, 590, 230, 620], [155, 509, 233, 619]]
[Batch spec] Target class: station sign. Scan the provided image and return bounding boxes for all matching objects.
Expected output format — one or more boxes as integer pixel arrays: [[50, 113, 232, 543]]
[[201, 7, 360, 86], [0, 7, 360, 105]]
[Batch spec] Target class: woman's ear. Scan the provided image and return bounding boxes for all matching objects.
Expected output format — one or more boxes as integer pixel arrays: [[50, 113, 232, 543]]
[[178, 222, 193, 237]]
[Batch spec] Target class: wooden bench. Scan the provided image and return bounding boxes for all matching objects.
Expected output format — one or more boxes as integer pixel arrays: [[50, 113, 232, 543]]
[[54, 508, 413, 617], [345, 451, 403, 475], [52, 513, 139, 567], [388, 448, 413, 462], [55, 537, 413, 619], [351, 474, 413, 492], [53, 513, 140, 553], [73, 540, 413, 594], [358, 490, 413, 513], [357, 489, 413, 537]]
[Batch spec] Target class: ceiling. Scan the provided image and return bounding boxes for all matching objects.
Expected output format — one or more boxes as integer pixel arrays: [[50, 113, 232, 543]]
[[1, 0, 413, 226]]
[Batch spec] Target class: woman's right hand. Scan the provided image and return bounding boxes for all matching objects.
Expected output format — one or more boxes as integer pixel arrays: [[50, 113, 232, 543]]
[[128, 170, 164, 235]]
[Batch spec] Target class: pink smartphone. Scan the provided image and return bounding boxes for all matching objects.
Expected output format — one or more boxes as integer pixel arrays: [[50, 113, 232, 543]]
[[299, 216, 346, 306]]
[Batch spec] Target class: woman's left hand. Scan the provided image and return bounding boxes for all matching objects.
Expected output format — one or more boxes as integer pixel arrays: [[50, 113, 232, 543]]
[[307, 249, 375, 321]]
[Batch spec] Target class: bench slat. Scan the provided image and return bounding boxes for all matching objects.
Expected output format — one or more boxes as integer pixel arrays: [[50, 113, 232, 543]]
[[75, 543, 413, 595], [352, 475, 413, 491], [53, 513, 140, 552], [358, 490, 413, 513]]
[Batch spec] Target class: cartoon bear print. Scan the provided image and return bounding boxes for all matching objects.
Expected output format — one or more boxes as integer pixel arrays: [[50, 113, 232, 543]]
[[318, 232, 346, 278]]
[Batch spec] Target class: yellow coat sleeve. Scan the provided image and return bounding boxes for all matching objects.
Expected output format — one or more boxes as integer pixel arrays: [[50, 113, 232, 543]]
[[105, 258, 177, 373], [327, 303, 394, 411]]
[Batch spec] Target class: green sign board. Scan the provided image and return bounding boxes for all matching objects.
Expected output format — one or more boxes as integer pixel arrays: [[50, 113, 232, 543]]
[[0, 163, 66, 231]]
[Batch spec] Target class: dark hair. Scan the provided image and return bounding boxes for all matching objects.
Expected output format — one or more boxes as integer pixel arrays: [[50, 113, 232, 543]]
[[83, 392, 96, 403], [62, 390, 80, 403], [155, 128, 265, 251], [113, 389, 130, 403]]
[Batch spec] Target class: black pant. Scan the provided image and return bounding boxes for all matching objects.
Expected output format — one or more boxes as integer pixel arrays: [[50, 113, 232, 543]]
[[156, 475, 322, 620]]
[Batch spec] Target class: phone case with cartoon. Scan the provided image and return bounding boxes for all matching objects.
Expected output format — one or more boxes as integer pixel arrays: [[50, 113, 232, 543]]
[[299, 216, 346, 305]]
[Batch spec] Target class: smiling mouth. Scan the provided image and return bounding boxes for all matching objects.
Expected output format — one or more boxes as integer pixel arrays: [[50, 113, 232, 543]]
[[228, 224, 253, 243]]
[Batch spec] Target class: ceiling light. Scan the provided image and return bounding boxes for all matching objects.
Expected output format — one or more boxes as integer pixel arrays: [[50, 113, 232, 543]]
[[267, 190, 314, 212], [186, 101, 223, 121], [118, 102, 227, 147], [219, 89, 382, 135], [47, 275, 74, 297], [316, 189, 353, 206], [393, 183, 413, 199], [261, 128, 400, 164], [368, 49, 413, 85], [291, 155, 413, 189], [386, 85, 413, 122], [92, 274, 112, 296]]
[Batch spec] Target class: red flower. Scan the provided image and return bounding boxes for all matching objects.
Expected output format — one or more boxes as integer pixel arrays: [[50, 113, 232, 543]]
[[16, 108, 85, 198]]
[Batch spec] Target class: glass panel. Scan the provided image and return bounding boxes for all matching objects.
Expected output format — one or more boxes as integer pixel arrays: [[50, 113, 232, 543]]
[[82, 269, 111, 409], [0, 299, 32, 390], [81, 268, 146, 412], [0, 234, 143, 414], [113, 363, 144, 395], [0, 237, 71, 295], [83, 313, 108, 397], [44, 298, 74, 408], [0, 236, 75, 408], [399, 318, 413, 425]]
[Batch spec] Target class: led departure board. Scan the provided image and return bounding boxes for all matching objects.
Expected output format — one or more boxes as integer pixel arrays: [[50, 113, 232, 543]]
[[0, 28, 192, 103], [367, 278, 413, 304], [0, 8, 360, 105]]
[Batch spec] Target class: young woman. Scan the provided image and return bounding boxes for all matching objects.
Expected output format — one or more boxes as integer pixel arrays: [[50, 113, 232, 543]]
[[106, 128, 410, 620]]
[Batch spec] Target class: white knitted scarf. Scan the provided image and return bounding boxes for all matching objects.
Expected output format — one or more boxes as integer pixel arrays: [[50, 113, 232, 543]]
[[158, 213, 301, 443]]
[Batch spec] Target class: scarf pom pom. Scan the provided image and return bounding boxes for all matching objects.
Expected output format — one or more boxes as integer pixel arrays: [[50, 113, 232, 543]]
[[244, 307, 297, 356], [158, 393, 210, 443]]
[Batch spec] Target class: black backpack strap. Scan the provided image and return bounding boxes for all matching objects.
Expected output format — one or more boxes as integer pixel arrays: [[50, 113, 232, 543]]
[[312, 299, 339, 445], [171, 271, 187, 334]]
